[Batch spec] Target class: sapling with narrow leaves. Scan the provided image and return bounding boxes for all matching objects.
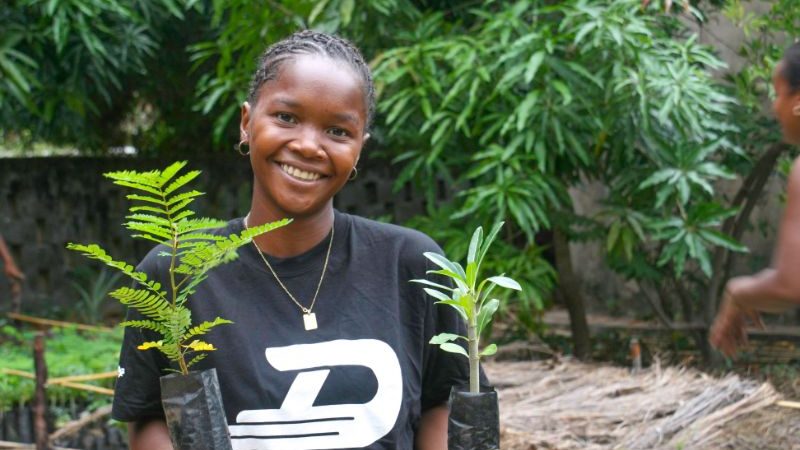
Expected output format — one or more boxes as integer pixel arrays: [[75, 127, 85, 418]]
[[413, 222, 521, 393], [67, 161, 289, 375]]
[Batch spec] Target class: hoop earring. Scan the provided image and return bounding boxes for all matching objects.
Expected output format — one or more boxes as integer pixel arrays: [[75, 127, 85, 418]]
[[237, 141, 250, 156], [793, 104, 800, 116], [348, 166, 358, 181]]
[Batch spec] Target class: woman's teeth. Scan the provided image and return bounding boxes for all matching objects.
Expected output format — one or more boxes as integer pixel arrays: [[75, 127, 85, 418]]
[[281, 164, 321, 181]]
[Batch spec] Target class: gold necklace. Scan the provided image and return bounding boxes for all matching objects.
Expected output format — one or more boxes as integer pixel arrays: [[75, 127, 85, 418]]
[[245, 214, 334, 331]]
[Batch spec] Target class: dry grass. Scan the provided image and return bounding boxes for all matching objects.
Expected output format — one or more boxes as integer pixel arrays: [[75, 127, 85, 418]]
[[487, 358, 797, 450]]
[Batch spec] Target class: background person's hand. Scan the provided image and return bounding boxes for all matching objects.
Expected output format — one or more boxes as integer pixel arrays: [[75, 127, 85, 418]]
[[709, 287, 763, 357], [4, 263, 24, 298]]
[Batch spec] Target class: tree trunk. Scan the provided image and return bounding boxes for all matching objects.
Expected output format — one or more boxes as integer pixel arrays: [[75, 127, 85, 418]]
[[553, 228, 591, 360]]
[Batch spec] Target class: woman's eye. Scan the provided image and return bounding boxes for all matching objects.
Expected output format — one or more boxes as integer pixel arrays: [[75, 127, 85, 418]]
[[276, 113, 296, 123], [328, 127, 349, 138]]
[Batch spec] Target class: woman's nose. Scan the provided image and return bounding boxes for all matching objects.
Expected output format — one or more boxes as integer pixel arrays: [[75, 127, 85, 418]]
[[288, 126, 325, 159]]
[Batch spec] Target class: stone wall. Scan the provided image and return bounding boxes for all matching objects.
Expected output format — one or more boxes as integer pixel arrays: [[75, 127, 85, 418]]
[[0, 156, 442, 317]]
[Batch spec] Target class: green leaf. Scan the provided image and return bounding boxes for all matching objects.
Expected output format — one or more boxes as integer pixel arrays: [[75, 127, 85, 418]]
[[480, 344, 497, 357], [524, 51, 546, 83], [309, 0, 330, 23], [435, 300, 468, 321], [467, 226, 482, 265], [486, 276, 522, 291], [423, 252, 467, 283], [340, 0, 355, 26], [410, 278, 454, 291], [477, 298, 500, 336], [430, 332, 463, 345], [423, 288, 451, 302], [439, 342, 468, 358]]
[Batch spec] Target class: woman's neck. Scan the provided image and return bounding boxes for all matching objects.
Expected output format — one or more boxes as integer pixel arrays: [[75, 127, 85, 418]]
[[245, 207, 334, 258]]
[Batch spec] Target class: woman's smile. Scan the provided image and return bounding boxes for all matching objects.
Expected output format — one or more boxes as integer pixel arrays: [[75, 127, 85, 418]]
[[278, 162, 325, 182]]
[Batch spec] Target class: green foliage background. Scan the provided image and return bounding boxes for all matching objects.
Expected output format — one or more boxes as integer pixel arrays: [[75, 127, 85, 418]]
[[4, 0, 800, 353], [0, 325, 122, 408]]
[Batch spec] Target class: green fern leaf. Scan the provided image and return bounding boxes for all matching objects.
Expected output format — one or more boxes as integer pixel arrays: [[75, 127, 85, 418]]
[[110, 287, 172, 320], [176, 218, 228, 234], [185, 353, 207, 369], [66, 243, 161, 292], [164, 307, 192, 344], [120, 319, 168, 335], [167, 190, 204, 207], [168, 198, 196, 216], [172, 210, 195, 221], [163, 170, 201, 195], [159, 342, 182, 361], [111, 180, 163, 196], [240, 218, 293, 240], [125, 222, 173, 240], [105, 169, 161, 187], [126, 214, 171, 227], [130, 205, 169, 215], [126, 194, 165, 205], [157, 161, 188, 187], [184, 317, 233, 339], [132, 234, 169, 244], [176, 273, 207, 306]]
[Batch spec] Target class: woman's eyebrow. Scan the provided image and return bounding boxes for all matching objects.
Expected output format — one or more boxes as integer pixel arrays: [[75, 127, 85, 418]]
[[333, 112, 359, 125], [273, 97, 300, 108]]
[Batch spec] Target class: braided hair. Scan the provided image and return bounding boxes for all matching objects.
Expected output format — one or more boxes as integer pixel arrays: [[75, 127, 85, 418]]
[[782, 41, 800, 94], [247, 30, 375, 130]]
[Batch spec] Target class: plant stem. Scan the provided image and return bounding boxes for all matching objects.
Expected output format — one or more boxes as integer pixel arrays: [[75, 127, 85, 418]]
[[468, 310, 479, 394], [178, 352, 189, 376]]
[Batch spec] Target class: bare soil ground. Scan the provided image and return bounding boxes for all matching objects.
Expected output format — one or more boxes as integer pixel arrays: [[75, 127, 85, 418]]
[[486, 356, 799, 450]]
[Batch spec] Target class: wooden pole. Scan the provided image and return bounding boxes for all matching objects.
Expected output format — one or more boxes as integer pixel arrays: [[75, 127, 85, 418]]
[[33, 333, 50, 450], [7, 312, 113, 333]]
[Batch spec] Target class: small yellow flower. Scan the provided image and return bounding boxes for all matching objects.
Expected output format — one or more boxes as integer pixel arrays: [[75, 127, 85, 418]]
[[185, 340, 216, 351], [137, 340, 163, 350]]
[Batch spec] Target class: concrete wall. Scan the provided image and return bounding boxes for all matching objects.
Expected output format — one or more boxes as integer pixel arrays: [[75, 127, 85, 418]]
[[0, 155, 441, 318]]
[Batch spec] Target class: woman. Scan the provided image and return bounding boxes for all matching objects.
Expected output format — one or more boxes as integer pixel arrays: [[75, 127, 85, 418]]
[[710, 42, 800, 357], [112, 31, 474, 449]]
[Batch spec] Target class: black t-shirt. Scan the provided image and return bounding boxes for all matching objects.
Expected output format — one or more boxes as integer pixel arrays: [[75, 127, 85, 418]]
[[112, 211, 476, 449]]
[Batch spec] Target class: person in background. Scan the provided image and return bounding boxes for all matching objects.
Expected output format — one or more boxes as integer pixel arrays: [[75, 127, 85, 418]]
[[710, 42, 800, 357], [0, 233, 25, 304]]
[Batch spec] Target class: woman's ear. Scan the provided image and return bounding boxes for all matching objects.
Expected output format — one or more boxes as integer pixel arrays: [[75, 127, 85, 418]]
[[240, 102, 251, 142]]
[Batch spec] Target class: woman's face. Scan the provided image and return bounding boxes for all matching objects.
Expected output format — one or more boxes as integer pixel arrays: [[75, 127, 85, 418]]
[[772, 62, 800, 145], [241, 55, 368, 220]]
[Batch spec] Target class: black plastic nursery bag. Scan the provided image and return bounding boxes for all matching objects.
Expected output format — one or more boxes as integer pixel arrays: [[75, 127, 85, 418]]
[[160, 368, 232, 450], [448, 386, 500, 450]]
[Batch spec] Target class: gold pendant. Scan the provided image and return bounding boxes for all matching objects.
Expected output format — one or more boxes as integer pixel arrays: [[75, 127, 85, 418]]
[[303, 312, 318, 331]]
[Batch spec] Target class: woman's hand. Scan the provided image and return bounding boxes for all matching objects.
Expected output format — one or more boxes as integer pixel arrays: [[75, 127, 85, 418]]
[[709, 282, 764, 357]]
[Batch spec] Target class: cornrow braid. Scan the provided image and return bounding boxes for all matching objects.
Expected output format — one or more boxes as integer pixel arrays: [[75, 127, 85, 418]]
[[247, 30, 376, 130]]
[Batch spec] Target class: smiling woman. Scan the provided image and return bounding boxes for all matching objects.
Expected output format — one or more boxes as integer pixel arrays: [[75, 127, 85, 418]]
[[112, 30, 474, 450]]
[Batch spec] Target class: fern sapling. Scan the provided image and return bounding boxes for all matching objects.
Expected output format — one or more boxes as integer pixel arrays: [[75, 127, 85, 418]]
[[67, 161, 289, 375], [412, 222, 521, 393]]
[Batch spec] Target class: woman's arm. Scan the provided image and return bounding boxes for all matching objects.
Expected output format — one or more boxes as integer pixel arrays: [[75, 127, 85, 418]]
[[0, 234, 24, 281], [128, 418, 173, 450], [711, 157, 800, 355], [415, 404, 448, 450]]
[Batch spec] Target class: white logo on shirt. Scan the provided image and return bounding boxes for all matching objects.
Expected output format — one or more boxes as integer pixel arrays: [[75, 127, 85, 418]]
[[229, 339, 403, 450]]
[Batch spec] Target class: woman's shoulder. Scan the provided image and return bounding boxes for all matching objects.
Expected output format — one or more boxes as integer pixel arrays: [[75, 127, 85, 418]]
[[345, 212, 443, 256]]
